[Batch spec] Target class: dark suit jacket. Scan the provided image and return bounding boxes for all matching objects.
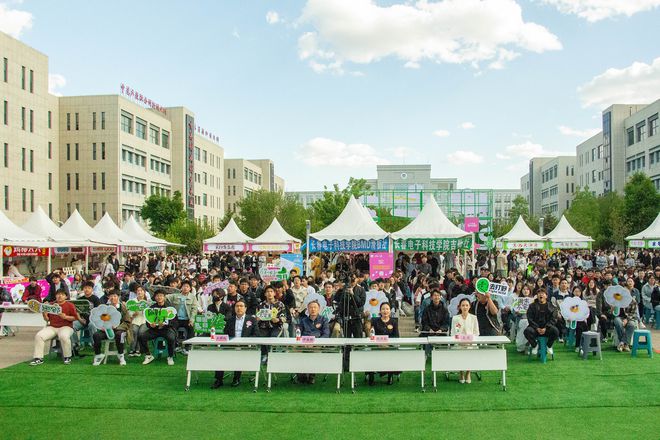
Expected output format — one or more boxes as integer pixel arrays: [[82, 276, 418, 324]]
[[224, 315, 258, 338]]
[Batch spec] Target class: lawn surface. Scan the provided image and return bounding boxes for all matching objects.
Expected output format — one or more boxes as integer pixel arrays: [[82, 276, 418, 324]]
[[0, 342, 658, 439]]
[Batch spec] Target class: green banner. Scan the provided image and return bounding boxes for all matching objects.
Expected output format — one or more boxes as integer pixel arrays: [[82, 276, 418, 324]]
[[393, 236, 473, 251]]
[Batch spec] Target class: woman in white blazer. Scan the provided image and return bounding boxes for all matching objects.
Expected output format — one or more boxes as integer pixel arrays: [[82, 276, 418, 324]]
[[450, 297, 480, 384]]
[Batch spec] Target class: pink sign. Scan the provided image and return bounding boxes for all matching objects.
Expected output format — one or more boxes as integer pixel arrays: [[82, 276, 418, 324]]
[[300, 336, 316, 344], [369, 252, 394, 280], [374, 335, 390, 343], [464, 217, 479, 233]]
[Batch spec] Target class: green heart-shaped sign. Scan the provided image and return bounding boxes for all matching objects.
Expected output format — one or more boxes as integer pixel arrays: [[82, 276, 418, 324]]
[[144, 307, 177, 325], [126, 299, 149, 312]]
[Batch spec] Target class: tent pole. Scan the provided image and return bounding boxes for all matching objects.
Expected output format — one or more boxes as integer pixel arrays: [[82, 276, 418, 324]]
[[0, 248, 4, 278], [47, 252, 52, 274], [85, 248, 89, 274]]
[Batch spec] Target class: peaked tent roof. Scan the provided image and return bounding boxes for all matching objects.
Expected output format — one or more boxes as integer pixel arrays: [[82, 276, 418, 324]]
[[543, 215, 594, 242], [61, 210, 119, 245], [21, 206, 89, 245], [204, 218, 252, 244], [626, 212, 660, 240], [497, 216, 544, 242], [0, 209, 48, 245], [252, 218, 301, 243], [391, 196, 469, 239], [310, 196, 389, 241], [94, 213, 150, 247], [122, 216, 181, 246]]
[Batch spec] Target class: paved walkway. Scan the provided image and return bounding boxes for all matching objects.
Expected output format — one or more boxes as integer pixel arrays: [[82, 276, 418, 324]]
[[0, 327, 38, 368]]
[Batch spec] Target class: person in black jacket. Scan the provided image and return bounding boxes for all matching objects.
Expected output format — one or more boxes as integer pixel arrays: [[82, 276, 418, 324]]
[[211, 300, 258, 388], [334, 275, 366, 338], [368, 302, 399, 385], [43, 271, 70, 302], [139, 290, 177, 365], [524, 289, 559, 356], [421, 290, 450, 335]]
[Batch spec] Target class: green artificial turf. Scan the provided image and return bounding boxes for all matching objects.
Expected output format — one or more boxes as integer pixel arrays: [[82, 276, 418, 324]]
[[0, 343, 658, 440]]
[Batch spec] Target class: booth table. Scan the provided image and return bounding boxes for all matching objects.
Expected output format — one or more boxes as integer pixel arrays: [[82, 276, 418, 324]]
[[0, 304, 45, 331], [427, 336, 510, 391], [348, 338, 428, 392], [183, 337, 267, 392]]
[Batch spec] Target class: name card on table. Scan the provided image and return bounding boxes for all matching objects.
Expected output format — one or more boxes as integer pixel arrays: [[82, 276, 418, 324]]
[[374, 335, 390, 343], [454, 334, 474, 342], [212, 335, 229, 342], [2, 302, 11, 307], [300, 336, 316, 344]]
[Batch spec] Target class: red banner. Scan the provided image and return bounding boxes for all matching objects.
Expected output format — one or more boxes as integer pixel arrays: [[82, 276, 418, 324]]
[[2, 246, 49, 257]]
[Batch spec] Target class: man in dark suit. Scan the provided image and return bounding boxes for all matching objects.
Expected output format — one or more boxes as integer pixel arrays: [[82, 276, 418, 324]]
[[211, 299, 257, 388]]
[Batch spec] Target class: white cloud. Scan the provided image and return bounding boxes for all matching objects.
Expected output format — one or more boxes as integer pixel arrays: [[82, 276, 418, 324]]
[[266, 11, 281, 24], [540, 0, 660, 22], [297, 137, 390, 167], [578, 57, 660, 108], [232, 27, 240, 39], [433, 129, 450, 137], [48, 73, 66, 96], [297, 0, 561, 74], [387, 146, 419, 160], [498, 141, 572, 159], [0, 3, 32, 38], [460, 122, 475, 129], [446, 150, 484, 165], [558, 125, 600, 138]]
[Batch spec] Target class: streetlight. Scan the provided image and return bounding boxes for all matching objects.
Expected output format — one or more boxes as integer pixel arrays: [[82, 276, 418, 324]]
[[539, 217, 544, 236], [305, 219, 311, 276]]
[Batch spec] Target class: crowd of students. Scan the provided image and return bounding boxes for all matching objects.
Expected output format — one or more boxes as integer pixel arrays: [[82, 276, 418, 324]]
[[6, 248, 659, 387]]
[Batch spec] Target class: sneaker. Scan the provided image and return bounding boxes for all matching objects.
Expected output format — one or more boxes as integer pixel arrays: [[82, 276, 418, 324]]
[[142, 355, 155, 365], [167, 357, 174, 366], [118, 354, 126, 366], [623, 344, 631, 352], [261, 355, 268, 364], [175, 346, 183, 353], [616, 343, 624, 352], [531, 346, 538, 356], [547, 347, 554, 356], [63, 357, 72, 365], [181, 348, 189, 356], [575, 347, 580, 353], [92, 354, 105, 366], [466, 376, 472, 384], [29, 358, 44, 366], [459, 379, 465, 384]]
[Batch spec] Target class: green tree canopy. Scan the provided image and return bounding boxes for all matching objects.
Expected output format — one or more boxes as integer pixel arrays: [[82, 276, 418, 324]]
[[140, 191, 186, 236], [623, 172, 660, 236], [565, 187, 599, 239], [164, 218, 215, 254], [310, 178, 371, 230], [236, 190, 309, 241], [508, 195, 530, 222]]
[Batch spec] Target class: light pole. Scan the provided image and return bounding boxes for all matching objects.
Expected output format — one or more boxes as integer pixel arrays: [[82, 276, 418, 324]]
[[539, 217, 544, 236], [305, 219, 311, 276]]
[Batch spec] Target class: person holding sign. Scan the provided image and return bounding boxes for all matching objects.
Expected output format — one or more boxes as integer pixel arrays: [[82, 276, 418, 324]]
[[92, 290, 131, 366], [470, 286, 500, 336], [30, 289, 80, 366], [166, 280, 199, 355], [128, 285, 151, 356], [139, 290, 177, 366], [295, 300, 330, 385], [256, 285, 287, 363], [613, 281, 639, 352], [367, 302, 399, 386], [211, 299, 258, 389], [450, 298, 480, 384], [524, 290, 559, 357]]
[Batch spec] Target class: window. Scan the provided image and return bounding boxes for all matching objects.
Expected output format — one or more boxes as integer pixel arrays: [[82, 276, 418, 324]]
[[203, 194, 207, 206], [135, 118, 146, 139], [3, 185, 7, 209], [149, 125, 159, 144], [75, 173, 79, 190], [92, 143, 97, 160], [102, 203, 106, 216], [66, 144, 70, 160], [75, 112, 79, 130], [203, 150, 207, 163], [592, 170, 596, 183], [67, 203, 71, 218], [48, 173, 52, 190], [194, 147, 200, 161], [66, 173, 71, 190], [565, 166, 569, 176], [48, 142, 52, 159], [21, 66, 25, 89], [29, 110, 33, 132], [93, 203, 97, 221], [3, 143, 7, 167], [21, 106, 25, 130], [22, 188, 26, 211], [101, 172, 106, 190], [101, 112, 106, 129], [93, 173, 97, 190], [67, 112, 71, 130], [244, 168, 248, 179], [228, 186, 231, 196], [233, 186, 236, 196], [3, 58, 6, 82], [3, 100, 7, 125], [29, 149, 33, 172], [121, 111, 133, 133], [161, 130, 169, 149], [566, 183, 569, 192], [29, 69, 33, 93], [637, 122, 646, 143], [232, 169, 236, 179], [48, 111, 52, 128], [93, 112, 97, 130], [75, 143, 79, 160], [30, 189, 34, 212], [627, 128, 634, 146], [650, 115, 659, 137], [21, 148, 25, 171], [101, 142, 106, 160], [227, 168, 231, 178], [48, 203, 52, 219]]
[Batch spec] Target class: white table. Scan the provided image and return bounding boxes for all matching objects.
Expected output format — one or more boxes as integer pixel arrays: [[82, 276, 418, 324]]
[[348, 338, 428, 392], [427, 336, 510, 391], [183, 337, 267, 392], [265, 338, 346, 393], [0, 304, 45, 330]]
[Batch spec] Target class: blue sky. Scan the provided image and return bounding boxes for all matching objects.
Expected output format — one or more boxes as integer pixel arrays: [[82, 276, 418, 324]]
[[4, 0, 660, 191]]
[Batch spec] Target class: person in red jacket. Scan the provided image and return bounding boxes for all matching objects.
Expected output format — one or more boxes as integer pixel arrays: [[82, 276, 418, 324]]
[[30, 289, 80, 366], [22, 277, 42, 302]]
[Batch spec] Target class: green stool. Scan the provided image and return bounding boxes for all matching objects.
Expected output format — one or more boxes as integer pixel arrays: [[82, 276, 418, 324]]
[[78, 328, 93, 348], [565, 328, 576, 348], [631, 330, 653, 358], [152, 337, 169, 359], [655, 309, 660, 330], [529, 336, 550, 363]]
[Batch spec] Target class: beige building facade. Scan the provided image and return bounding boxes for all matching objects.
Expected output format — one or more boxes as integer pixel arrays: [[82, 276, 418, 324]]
[[224, 158, 285, 213]]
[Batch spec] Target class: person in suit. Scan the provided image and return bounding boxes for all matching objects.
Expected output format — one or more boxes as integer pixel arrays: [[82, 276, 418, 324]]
[[295, 300, 330, 384], [211, 299, 258, 388]]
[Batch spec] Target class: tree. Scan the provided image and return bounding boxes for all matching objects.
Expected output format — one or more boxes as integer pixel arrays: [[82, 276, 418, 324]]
[[508, 195, 530, 222], [371, 207, 411, 232], [164, 218, 215, 254], [140, 191, 186, 236], [217, 210, 234, 231], [596, 191, 625, 249], [310, 178, 371, 229], [565, 187, 599, 239], [236, 190, 309, 241], [623, 172, 660, 237]]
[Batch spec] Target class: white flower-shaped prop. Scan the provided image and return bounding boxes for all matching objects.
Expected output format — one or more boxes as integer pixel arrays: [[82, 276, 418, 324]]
[[10, 284, 25, 303], [363, 290, 388, 317], [448, 294, 475, 317], [90, 304, 122, 339], [604, 285, 632, 315], [560, 297, 590, 328], [302, 292, 327, 313]]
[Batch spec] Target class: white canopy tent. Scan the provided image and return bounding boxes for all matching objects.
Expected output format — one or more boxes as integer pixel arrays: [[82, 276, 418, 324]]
[[250, 218, 301, 253], [122, 215, 182, 248], [626, 212, 660, 248], [94, 213, 151, 251], [203, 218, 252, 252], [309, 196, 389, 252], [496, 216, 546, 250], [60, 210, 123, 272], [543, 215, 594, 249], [0, 210, 51, 277]]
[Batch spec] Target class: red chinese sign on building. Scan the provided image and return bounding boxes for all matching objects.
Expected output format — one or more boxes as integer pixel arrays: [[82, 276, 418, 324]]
[[185, 114, 195, 219], [120, 83, 167, 115], [2, 246, 50, 257]]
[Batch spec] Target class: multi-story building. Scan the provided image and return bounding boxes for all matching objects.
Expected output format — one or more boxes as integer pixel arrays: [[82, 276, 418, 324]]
[[575, 132, 605, 196], [619, 100, 660, 190], [0, 32, 59, 223], [520, 157, 552, 216], [492, 189, 522, 219], [520, 156, 575, 216], [224, 158, 285, 213], [365, 164, 457, 190]]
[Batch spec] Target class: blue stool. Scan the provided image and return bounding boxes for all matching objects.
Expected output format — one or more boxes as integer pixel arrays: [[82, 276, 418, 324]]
[[529, 336, 550, 363], [78, 328, 93, 348], [152, 337, 169, 359], [565, 328, 576, 348], [643, 307, 653, 324], [631, 330, 653, 358]]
